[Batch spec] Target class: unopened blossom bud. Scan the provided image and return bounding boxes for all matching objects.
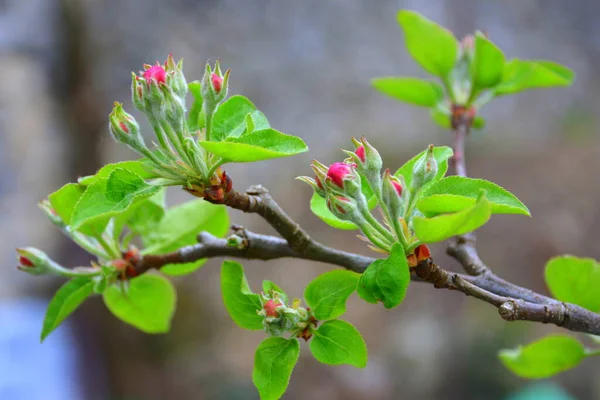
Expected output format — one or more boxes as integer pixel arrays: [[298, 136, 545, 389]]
[[143, 64, 167, 84], [201, 59, 231, 116], [381, 169, 406, 218], [108, 102, 146, 152], [325, 162, 362, 198], [263, 299, 283, 318], [411, 144, 438, 191], [326, 195, 360, 222], [164, 53, 187, 99], [38, 199, 64, 227], [344, 137, 383, 195], [211, 73, 223, 93], [16, 247, 58, 276]]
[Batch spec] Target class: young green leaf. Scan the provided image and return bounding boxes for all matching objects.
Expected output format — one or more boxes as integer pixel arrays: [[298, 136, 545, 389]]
[[471, 33, 505, 90], [397, 10, 458, 78], [77, 159, 156, 186], [309, 320, 367, 368], [371, 77, 444, 107], [413, 192, 491, 243], [119, 188, 166, 237], [48, 183, 86, 224], [495, 59, 574, 96], [200, 128, 308, 163], [211, 95, 257, 141], [545, 256, 600, 312], [253, 337, 300, 400], [141, 200, 229, 276], [499, 335, 586, 379], [304, 270, 360, 320], [70, 169, 160, 236], [246, 110, 271, 133], [418, 176, 530, 216], [103, 273, 177, 334], [357, 243, 410, 309], [262, 280, 288, 305], [221, 260, 263, 330], [394, 146, 453, 188], [310, 192, 359, 230], [186, 80, 203, 132], [41, 277, 94, 342]]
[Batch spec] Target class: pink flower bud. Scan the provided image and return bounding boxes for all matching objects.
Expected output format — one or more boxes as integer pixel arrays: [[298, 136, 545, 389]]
[[392, 180, 403, 197], [327, 162, 353, 189], [264, 299, 282, 317], [211, 73, 223, 93], [355, 146, 366, 163], [19, 256, 34, 268], [143, 65, 167, 84]]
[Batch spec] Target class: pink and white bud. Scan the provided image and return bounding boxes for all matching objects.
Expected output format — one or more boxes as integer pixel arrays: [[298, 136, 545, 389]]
[[327, 162, 353, 189], [143, 64, 167, 84], [381, 169, 406, 219]]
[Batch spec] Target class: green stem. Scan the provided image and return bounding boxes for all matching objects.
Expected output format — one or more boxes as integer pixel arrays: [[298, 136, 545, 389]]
[[48, 260, 103, 278], [207, 158, 226, 178], [70, 232, 110, 259], [403, 187, 422, 222], [355, 196, 395, 243], [161, 120, 192, 165], [95, 233, 121, 260], [148, 117, 172, 152]]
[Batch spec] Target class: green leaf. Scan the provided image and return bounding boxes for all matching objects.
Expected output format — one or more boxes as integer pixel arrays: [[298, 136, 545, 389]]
[[77, 160, 156, 186], [499, 335, 586, 379], [310, 192, 358, 230], [309, 320, 367, 368], [119, 188, 166, 237], [48, 183, 86, 224], [357, 243, 410, 309], [413, 192, 492, 243], [71, 169, 160, 235], [103, 273, 176, 334], [471, 33, 505, 89], [418, 176, 530, 216], [472, 115, 486, 129], [496, 59, 575, 95], [253, 337, 300, 400], [246, 110, 271, 133], [186, 80, 204, 132], [545, 256, 600, 312], [394, 146, 453, 188], [141, 200, 229, 276], [397, 10, 458, 78], [211, 95, 257, 141], [221, 260, 263, 330], [200, 128, 308, 163], [41, 277, 94, 342], [304, 270, 359, 320], [372, 77, 444, 107], [262, 280, 288, 305]]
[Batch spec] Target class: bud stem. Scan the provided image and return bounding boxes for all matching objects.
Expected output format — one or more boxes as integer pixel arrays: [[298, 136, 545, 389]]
[[95, 232, 121, 260], [355, 195, 395, 244]]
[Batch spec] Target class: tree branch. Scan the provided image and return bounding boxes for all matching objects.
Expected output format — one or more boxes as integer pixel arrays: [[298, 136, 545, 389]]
[[135, 227, 375, 275], [129, 146, 600, 335], [414, 260, 600, 335]]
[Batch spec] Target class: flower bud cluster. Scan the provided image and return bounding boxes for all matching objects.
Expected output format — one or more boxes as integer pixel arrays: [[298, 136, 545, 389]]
[[258, 290, 313, 337], [299, 139, 440, 254], [108, 54, 234, 204]]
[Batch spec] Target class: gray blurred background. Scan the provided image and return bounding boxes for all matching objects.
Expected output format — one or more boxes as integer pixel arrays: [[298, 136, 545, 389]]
[[1, 0, 599, 399]]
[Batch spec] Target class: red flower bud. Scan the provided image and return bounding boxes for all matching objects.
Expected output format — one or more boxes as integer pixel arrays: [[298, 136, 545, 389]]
[[19, 256, 34, 267], [327, 162, 353, 189], [392, 180, 403, 197], [119, 122, 129, 133], [355, 146, 366, 163], [211, 73, 223, 93], [143, 65, 167, 84], [264, 299, 282, 317]]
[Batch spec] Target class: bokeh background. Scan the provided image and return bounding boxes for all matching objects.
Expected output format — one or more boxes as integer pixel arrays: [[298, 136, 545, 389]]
[[1, 0, 599, 399]]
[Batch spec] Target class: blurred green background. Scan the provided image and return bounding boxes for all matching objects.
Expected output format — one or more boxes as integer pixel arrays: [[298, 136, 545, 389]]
[[1, 0, 599, 399]]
